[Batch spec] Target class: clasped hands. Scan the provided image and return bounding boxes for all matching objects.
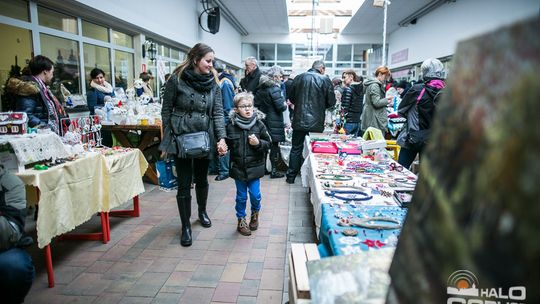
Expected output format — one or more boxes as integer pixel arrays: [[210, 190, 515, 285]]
[[217, 138, 228, 156]]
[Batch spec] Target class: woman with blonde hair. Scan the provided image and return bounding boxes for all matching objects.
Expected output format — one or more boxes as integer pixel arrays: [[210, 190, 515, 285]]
[[159, 43, 228, 246]]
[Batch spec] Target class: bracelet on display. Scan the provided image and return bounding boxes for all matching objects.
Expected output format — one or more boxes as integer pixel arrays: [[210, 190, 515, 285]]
[[325, 189, 373, 201], [316, 174, 353, 181], [349, 216, 402, 230]]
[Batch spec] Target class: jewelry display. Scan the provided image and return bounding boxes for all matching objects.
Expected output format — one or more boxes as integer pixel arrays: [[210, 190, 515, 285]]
[[325, 189, 373, 201], [60, 115, 103, 149], [316, 174, 353, 181], [349, 216, 402, 230]]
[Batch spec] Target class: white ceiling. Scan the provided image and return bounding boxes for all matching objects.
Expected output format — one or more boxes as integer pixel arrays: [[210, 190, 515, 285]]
[[218, 0, 434, 36], [219, 0, 290, 34], [342, 0, 434, 35]]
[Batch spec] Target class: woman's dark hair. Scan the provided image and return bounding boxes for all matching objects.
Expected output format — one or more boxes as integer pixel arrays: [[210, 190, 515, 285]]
[[28, 55, 54, 76], [173, 43, 215, 76], [90, 68, 106, 79]]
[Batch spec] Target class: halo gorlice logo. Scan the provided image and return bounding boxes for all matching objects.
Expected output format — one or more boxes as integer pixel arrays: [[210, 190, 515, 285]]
[[447, 270, 526, 304]]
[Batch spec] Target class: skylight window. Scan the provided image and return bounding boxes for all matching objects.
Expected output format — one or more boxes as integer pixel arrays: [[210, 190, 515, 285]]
[[286, 0, 364, 34]]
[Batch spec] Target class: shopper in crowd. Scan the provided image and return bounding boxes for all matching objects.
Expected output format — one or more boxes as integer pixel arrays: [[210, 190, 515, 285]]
[[10, 55, 67, 134], [340, 69, 364, 136], [239, 57, 262, 93], [396, 80, 411, 98], [225, 92, 271, 236], [86, 68, 115, 146], [139, 71, 154, 97], [397, 58, 446, 169], [254, 65, 287, 179], [0, 164, 35, 304], [286, 60, 335, 184], [87, 68, 115, 115], [360, 66, 393, 134], [283, 73, 295, 122], [159, 43, 227, 247], [209, 63, 235, 181]]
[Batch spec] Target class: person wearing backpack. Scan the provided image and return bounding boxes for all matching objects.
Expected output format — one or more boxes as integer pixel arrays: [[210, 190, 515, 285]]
[[396, 58, 446, 169]]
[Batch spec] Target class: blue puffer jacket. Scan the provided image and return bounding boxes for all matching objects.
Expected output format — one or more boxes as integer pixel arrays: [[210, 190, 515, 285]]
[[86, 85, 115, 115]]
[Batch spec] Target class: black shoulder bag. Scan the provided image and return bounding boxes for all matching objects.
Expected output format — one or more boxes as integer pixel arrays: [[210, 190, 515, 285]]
[[173, 91, 214, 159]]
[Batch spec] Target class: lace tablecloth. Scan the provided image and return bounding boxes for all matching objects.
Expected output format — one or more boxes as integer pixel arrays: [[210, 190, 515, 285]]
[[17, 149, 148, 248], [0, 132, 70, 165]]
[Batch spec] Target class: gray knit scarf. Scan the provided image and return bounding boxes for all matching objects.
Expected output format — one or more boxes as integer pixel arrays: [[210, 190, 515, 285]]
[[234, 114, 256, 130]]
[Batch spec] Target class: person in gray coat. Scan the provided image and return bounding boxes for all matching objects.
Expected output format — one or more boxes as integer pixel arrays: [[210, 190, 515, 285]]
[[0, 164, 35, 304], [360, 66, 393, 134], [160, 43, 227, 247]]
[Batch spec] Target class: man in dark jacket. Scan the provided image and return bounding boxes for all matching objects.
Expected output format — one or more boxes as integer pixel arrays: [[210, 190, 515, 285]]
[[239, 57, 262, 94], [0, 164, 35, 304], [285, 60, 335, 184]]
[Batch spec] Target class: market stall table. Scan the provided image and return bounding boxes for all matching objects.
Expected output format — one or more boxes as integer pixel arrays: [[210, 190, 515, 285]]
[[16, 149, 148, 287], [101, 124, 160, 184]]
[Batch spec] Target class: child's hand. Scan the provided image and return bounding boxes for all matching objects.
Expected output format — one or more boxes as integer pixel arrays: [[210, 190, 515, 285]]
[[248, 134, 259, 146]]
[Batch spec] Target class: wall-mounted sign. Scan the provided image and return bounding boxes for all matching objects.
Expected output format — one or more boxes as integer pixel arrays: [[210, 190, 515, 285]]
[[391, 49, 409, 64]]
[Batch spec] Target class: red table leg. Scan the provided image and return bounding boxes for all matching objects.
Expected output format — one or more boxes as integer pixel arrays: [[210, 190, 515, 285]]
[[109, 195, 140, 217], [44, 245, 55, 288]]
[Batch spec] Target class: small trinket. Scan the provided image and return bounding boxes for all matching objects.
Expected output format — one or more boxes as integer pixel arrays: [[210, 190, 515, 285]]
[[342, 229, 358, 236]]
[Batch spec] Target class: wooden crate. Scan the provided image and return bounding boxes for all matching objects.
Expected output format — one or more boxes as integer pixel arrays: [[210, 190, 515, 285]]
[[288, 243, 320, 304]]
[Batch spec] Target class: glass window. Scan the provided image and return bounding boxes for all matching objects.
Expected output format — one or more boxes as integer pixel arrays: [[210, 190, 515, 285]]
[[259, 44, 275, 62], [277, 44, 292, 61], [0, 23, 32, 111], [114, 50, 134, 90], [276, 61, 293, 68], [159, 45, 170, 57], [323, 45, 333, 63], [112, 30, 133, 48], [82, 20, 108, 42], [0, 0, 29, 21], [40, 34, 81, 95], [337, 44, 352, 62], [241, 43, 257, 59], [353, 44, 366, 62], [38, 6, 77, 34], [83, 43, 111, 91], [170, 49, 179, 60]]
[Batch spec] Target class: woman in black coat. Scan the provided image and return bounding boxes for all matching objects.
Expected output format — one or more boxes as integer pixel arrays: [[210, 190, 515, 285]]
[[254, 66, 287, 178], [159, 43, 227, 247]]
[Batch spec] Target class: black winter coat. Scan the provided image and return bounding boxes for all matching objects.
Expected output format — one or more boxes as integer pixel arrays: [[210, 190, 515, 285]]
[[341, 83, 363, 123], [8, 76, 48, 128], [254, 75, 287, 142], [159, 74, 226, 158], [289, 69, 335, 132], [225, 112, 271, 182], [240, 67, 262, 94]]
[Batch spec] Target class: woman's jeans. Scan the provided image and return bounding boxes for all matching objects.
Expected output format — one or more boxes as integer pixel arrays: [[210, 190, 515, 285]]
[[234, 179, 261, 218], [0, 248, 35, 304]]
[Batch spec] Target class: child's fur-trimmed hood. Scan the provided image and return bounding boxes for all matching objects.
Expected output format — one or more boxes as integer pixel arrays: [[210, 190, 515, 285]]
[[228, 108, 266, 126]]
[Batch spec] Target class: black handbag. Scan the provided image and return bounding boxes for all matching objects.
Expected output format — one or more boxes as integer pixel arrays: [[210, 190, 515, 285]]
[[174, 131, 210, 158], [407, 129, 430, 150]]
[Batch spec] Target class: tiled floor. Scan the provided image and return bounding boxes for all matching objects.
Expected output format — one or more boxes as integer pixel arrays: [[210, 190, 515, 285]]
[[24, 175, 316, 304]]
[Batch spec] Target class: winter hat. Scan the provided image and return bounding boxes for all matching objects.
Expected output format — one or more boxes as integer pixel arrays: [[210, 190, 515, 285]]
[[421, 58, 446, 79]]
